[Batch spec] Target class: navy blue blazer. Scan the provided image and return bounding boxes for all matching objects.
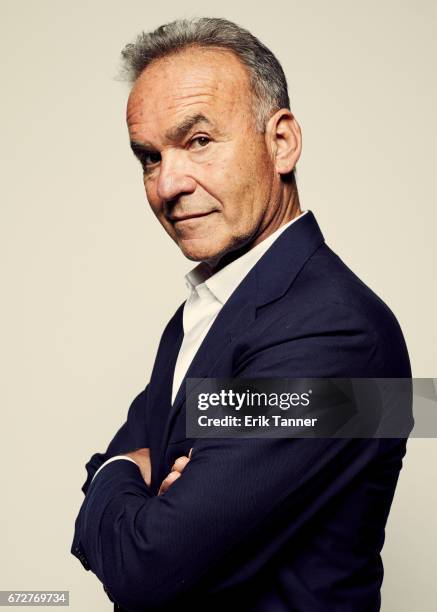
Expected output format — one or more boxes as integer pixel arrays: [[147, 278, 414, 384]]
[[71, 211, 411, 611]]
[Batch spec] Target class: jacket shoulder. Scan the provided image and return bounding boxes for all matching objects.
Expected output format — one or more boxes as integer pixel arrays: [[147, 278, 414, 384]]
[[252, 244, 411, 377]]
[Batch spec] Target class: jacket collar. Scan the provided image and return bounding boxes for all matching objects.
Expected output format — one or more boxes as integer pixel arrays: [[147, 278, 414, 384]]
[[254, 209, 324, 308], [184, 211, 310, 307]]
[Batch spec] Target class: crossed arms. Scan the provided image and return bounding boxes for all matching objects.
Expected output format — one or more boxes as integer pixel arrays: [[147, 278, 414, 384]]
[[71, 310, 403, 610], [74, 428, 384, 610]]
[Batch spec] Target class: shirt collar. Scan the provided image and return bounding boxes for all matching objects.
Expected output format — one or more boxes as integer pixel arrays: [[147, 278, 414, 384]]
[[184, 211, 308, 304]]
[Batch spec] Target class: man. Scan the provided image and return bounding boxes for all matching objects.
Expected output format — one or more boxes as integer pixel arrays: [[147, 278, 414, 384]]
[[71, 17, 411, 611]]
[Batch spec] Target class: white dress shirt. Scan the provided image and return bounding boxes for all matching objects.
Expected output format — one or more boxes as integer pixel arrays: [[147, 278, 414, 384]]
[[92, 211, 308, 483]]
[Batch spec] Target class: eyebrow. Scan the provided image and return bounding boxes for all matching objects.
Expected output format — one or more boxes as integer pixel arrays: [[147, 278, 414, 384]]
[[165, 113, 213, 142], [130, 141, 152, 157], [130, 113, 213, 155]]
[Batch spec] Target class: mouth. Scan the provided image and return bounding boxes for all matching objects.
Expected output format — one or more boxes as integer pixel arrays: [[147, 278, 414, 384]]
[[170, 211, 215, 224]]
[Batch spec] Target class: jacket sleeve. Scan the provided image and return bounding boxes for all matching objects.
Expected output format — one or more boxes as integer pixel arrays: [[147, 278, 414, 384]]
[[70, 384, 150, 580], [79, 385, 150, 496], [71, 316, 404, 610]]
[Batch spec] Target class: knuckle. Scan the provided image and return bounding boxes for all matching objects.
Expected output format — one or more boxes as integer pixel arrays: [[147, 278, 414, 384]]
[[174, 457, 186, 470]]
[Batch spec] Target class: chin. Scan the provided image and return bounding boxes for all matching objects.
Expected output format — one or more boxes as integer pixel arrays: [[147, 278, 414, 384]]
[[178, 238, 228, 264]]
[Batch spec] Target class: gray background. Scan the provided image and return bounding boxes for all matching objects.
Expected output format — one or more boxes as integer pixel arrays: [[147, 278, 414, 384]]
[[1, 0, 436, 609]]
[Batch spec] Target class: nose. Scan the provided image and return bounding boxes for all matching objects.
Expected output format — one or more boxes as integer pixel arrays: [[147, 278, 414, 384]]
[[155, 150, 197, 202]]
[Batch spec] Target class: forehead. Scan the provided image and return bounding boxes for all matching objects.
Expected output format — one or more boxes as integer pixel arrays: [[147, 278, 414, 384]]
[[126, 47, 253, 141]]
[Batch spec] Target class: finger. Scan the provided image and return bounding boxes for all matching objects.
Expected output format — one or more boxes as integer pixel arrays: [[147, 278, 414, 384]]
[[171, 456, 190, 473], [158, 470, 181, 496], [158, 470, 181, 495]]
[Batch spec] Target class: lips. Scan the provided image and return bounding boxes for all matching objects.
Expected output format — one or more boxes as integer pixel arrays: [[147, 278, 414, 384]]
[[170, 211, 214, 222]]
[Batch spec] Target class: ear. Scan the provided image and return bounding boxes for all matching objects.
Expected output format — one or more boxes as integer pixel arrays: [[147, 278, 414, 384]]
[[265, 109, 302, 175]]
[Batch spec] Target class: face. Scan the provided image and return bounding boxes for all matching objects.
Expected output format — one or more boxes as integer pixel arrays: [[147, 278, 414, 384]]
[[126, 47, 279, 266]]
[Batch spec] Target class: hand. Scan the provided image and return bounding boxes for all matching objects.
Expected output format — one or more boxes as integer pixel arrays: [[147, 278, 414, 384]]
[[124, 448, 152, 487], [158, 448, 193, 496]]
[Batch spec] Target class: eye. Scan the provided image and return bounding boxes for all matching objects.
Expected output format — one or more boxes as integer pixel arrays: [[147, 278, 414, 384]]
[[142, 151, 161, 167], [189, 136, 211, 149]]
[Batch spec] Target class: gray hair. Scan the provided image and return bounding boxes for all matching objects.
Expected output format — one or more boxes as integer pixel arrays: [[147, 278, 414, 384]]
[[120, 17, 290, 133]]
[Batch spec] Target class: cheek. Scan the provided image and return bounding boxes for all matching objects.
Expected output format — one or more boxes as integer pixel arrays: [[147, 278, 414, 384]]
[[143, 180, 161, 216], [215, 161, 266, 220], [143, 179, 180, 241], [201, 149, 259, 208]]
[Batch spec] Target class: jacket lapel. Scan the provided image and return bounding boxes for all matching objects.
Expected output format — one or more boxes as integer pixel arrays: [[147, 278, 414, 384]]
[[157, 211, 325, 459], [146, 305, 183, 473]]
